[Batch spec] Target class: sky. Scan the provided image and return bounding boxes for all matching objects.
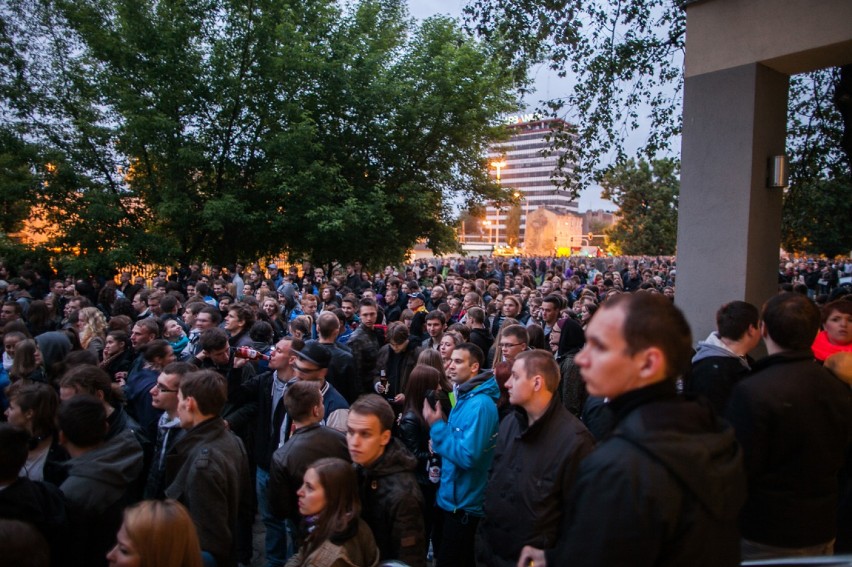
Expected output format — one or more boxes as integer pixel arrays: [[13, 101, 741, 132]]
[[406, 0, 618, 211]]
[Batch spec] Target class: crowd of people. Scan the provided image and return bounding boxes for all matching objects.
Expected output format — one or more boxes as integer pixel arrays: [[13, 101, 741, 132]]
[[0, 253, 851, 567]]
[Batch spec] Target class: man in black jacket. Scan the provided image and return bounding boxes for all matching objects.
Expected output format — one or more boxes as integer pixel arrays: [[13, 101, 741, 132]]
[[166, 370, 252, 567], [310, 311, 359, 404], [348, 395, 426, 567], [476, 350, 594, 567], [726, 292, 852, 559], [268, 381, 349, 533], [239, 336, 303, 567], [519, 293, 746, 567], [686, 300, 760, 414]]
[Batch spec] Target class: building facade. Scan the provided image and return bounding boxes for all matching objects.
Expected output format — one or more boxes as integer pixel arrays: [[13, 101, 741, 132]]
[[482, 116, 579, 250]]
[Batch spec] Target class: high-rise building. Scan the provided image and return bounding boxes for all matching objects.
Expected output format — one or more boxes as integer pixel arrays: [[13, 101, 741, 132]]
[[482, 116, 580, 249]]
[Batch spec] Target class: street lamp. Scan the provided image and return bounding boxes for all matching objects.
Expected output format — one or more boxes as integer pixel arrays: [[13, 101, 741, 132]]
[[490, 160, 507, 182], [483, 219, 492, 245]]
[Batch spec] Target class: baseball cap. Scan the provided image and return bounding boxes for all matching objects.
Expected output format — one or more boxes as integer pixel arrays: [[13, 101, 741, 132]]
[[294, 342, 331, 369]]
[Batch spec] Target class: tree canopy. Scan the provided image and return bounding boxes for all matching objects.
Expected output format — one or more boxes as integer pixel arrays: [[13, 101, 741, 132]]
[[0, 0, 518, 272], [600, 158, 678, 256], [464, 0, 851, 257]]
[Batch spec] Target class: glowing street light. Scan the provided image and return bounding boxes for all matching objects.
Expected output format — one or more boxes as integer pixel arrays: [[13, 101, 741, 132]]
[[490, 160, 507, 182]]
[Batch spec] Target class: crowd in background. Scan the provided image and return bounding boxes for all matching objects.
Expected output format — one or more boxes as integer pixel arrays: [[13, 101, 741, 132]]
[[0, 253, 851, 567]]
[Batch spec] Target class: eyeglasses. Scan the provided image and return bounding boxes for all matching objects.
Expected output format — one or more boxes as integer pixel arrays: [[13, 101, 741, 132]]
[[154, 382, 178, 393], [293, 363, 321, 375], [499, 342, 524, 349]]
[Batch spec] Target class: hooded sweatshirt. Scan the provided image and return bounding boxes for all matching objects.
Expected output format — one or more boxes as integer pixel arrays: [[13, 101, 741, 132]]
[[687, 331, 752, 413], [431, 370, 500, 516], [60, 429, 144, 567]]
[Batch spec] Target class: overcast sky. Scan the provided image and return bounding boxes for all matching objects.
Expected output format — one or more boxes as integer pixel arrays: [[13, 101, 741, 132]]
[[406, 0, 617, 211]]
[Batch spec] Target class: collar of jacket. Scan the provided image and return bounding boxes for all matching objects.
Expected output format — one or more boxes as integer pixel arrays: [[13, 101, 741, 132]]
[[751, 350, 816, 372], [457, 370, 493, 396], [512, 394, 561, 438]]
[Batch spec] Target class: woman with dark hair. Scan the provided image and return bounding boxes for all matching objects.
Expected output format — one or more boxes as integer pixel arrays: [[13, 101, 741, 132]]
[[415, 349, 452, 393], [110, 297, 137, 320], [398, 365, 446, 546], [97, 283, 118, 319], [526, 324, 547, 350], [492, 361, 513, 421], [9, 339, 46, 384], [287, 457, 379, 567], [579, 302, 598, 330], [25, 300, 57, 337], [555, 317, 587, 419], [318, 284, 339, 312], [4, 381, 68, 483]]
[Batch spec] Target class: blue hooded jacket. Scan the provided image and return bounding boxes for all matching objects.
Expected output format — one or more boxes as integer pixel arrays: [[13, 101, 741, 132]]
[[431, 370, 500, 516]]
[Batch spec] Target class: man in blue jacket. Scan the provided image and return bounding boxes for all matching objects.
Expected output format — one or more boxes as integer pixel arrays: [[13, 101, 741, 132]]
[[424, 342, 499, 567]]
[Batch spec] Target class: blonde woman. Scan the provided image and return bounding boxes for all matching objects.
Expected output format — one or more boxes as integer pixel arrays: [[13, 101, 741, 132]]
[[77, 306, 107, 361]]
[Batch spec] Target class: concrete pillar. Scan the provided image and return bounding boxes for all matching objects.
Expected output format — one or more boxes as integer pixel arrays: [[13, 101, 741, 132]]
[[675, 63, 789, 341]]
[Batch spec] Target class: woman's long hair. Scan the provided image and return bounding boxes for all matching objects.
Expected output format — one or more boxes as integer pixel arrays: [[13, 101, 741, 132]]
[[10, 339, 39, 382], [122, 499, 203, 567], [415, 349, 451, 391], [5, 381, 57, 438], [78, 307, 107, 350], [403, 365, 443, 426], [304, 457, 360, 557]]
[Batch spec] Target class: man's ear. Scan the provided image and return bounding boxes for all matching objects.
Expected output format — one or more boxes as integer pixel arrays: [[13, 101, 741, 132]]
[[637, 346, 666, 381], [380, 428, 392, 448]]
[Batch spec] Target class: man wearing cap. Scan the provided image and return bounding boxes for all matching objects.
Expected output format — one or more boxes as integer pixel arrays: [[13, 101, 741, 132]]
[[289, 342, 350, 433], [407, 287, 428, 342], [268, 264, 283, 290]]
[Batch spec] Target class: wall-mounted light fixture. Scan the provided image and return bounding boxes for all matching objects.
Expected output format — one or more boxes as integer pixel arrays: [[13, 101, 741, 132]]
[[767, 155, 789, 188]]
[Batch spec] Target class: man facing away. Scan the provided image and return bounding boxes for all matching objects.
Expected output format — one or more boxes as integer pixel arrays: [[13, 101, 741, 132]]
[[165, 369, 252, 567], [519, 293, 746, 567], [726, 292, 852, 560], [686, 300, 761, 413], [423, 343, 499, 567], [476, 350, 595, 567]]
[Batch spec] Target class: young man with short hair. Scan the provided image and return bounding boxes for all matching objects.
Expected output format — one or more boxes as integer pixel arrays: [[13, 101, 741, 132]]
[[166, 370, 252, 567], [423, 343, 499, 567], [348, 395, 426, 567], [727, 292, 852, 559], [422, 310, 446, 351], [268, 381, 349, 542], [519, 293, 746, 567], [476, 350, 594, 566], [144, 361, 196, 499], [59, 395, 143, 567], [686, 300, 761, 413]]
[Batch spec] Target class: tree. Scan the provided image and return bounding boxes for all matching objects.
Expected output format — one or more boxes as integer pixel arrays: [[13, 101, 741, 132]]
[[464, 0, 684, 193], [504, 202, 521, 248], [0, 0, 517, 272], [782, 67, 852, 257], [464, 1, 851, 256], [600, 158, 678, 255]]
